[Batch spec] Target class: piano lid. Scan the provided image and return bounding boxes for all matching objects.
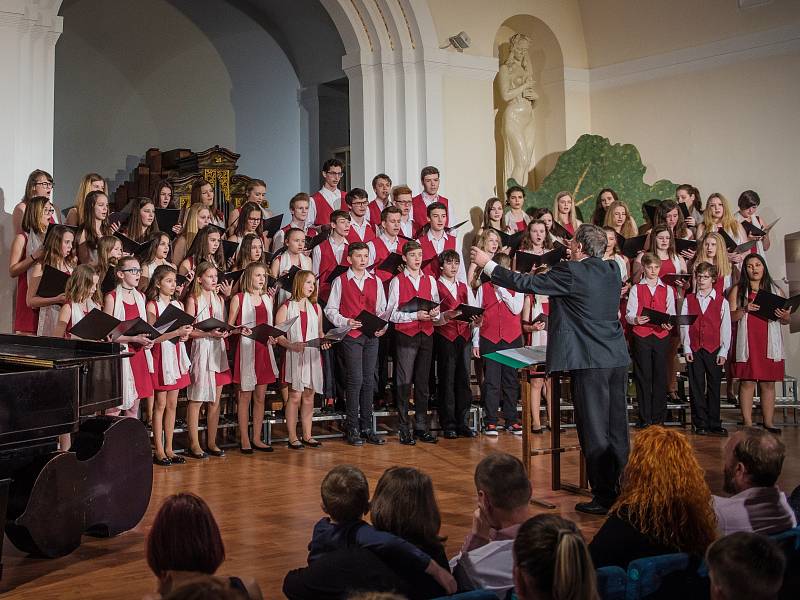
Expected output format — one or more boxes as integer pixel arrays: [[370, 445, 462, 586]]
[[0, 334, 126, 369]]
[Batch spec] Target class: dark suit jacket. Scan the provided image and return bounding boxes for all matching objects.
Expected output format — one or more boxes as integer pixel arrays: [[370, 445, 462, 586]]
[[490, 257, 630, 371]]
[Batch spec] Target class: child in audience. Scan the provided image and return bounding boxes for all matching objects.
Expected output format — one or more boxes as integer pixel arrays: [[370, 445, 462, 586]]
[[276, 270, 326, 449], [66, 173, 105, 227], [324, 242, 387, 446], [736, 190, 771, 256], [435, 249, 476, 439], [729, 254, 790, 433], [103, 256, 155, 417], [145, 265, 193, 466], [185, 261, 232, 459], [388, 240, 441, 445], [306, 465, 455, 592], [9, 196, 50, 334], [419, 202, 461, 280], [28, 224, 76, 336], [503, 185, 531, 232], [345, 187, 376, 244], [626, 253, 676, 427], [471, 252, 524, 436], [272, 192, 317, 250], [681, 261, 731, 436], [227, 261, 278, 454]]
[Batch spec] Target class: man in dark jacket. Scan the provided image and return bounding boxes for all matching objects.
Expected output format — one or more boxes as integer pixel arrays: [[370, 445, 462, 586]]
[[470, 223, 630, 514]]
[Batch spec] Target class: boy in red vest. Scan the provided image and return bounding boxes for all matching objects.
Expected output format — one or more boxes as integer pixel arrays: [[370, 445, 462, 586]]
[[412, 166, 453, 229], [470, 253, 524, 435], [368, 173, 392, 226], [435, 249, 477, 438], [393, 184, 418, 239], [309, 158, 346, 227], [312, 210, 351, 303], [346, 188, 376, 244], [419, 202, 464, 281], [273, 192, 317, 250], [325, 242, 387, 446], [681, 261, 731, 436], [625, 252, 676, 427], [388, 240, 441, 445]]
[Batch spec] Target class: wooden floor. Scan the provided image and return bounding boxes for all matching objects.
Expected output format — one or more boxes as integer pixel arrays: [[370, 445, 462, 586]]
[[3, 416, 799, 600]]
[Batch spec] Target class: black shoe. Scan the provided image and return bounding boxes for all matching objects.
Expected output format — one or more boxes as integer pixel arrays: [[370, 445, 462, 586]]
[[153, 455, 172, 467], [240, 447, 254, 455], [206, 447, 225, 457], [633, 422, 648, 429], [301, 438, 323, 448], [321, 402, 336, 414], [253, 444, 274, 453], [363, 431, 386, 445], [414, 430, 437, 444], [347, 430, 364, 446], [709, 427, 729, 437], [186, 449, 207, 459], [167, 454, 186, 464], [444, 430, 458, 439], [399, 431, 416, 446], [575, 500, 609, 516], [531, 427, 544, 435], [763, 424, 782, 435], [694, 428, 710, 436], [457, 428, 478, 438], [287, 440, 304, 450]]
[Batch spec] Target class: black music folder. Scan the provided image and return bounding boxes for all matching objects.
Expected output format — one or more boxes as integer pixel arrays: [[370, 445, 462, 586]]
[[153, 303, 195, 331], [549, 221, 573, 241], [450, 304, 484, 323], [69, 308, 120, 341], [262, 214, 284, 239], [662, 273, 691, 287], [621, 234, 649, 259], [397, 297, 439, 313], [114, 232, 156, 256], [446, 220, 469, 233], [492, 228, 525, 250], [109, 317, 162, 341], [305, 325, 351, 348], [640, 307, 674, 327], [377, 252, 404, 274], [38, 264, 70, 298], [155, 208, 181, 237], [194, 317, 234, 332], [675, 238, 697, 254], [741, 217, 780, 238], [679, 202, 690, 219], [245, 323, 287, 344], [643, 202, 659, 225], [100, 266, 116, 294], [752, 290, 800, 321], [277, 265, 301, 289], [219, 269, 245, 285], [354, 310, 387, 337], [305, 229, 329, 252], [516, 245, 566, 272], [220, 240, 239, 265], [325, 264, 350, 284]]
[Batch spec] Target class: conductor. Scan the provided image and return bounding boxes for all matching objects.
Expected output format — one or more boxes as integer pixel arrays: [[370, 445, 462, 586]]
[[470, 223, 630, 515]]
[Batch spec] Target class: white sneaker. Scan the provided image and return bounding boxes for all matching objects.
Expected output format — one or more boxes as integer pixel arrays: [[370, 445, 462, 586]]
[[484, 424, 499, 436]]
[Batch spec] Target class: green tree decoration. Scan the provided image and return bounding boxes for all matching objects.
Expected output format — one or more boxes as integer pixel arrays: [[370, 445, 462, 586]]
[[509, 134, 678, 223]]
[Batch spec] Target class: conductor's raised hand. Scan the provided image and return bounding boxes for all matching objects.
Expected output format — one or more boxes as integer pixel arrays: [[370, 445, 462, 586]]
[[470, 246, 492, 269]]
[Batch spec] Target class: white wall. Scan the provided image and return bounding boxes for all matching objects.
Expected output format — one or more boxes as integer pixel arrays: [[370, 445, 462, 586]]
[[54, 0, 303, 215]]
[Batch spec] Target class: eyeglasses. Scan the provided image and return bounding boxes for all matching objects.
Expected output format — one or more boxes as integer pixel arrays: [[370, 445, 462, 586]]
[[35, 181, 54, 189], [696, 274, 712, 280], [351, 201, 369, 207], [43, 208, 55, 215], [326, 171, 344, 178], [120, 268, 142, 274]]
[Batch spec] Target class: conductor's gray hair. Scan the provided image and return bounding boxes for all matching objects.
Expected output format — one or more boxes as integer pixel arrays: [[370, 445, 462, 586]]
[[575, 224, 608, 258]]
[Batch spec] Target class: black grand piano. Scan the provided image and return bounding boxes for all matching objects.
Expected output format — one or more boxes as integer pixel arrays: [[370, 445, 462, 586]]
[[0, 334, 153, 578]]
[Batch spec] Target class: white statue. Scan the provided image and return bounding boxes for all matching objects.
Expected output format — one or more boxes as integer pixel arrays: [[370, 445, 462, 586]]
[[499, 33, 538, 188]]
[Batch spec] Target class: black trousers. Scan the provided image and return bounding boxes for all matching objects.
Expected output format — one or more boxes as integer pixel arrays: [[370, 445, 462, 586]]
[[632, 334, 669, 425], [393, 332, 433, 433], [339, 335, 380, 432], [687, 347, 723, 430], [479, 336, 522, 426], [571, 366, 630, 508], [434, 333, 472, 431], [375, 324, 394, 401]]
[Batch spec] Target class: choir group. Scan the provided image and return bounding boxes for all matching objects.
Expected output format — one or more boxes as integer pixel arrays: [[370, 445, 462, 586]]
[[7, 161, 794, 465]]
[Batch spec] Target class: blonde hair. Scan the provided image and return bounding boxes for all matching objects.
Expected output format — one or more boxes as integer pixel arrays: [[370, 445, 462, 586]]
[[181, 203, 211, 252], [191, 261, 218, 298], [603, 200, 638, 238], [240, 261, 268, 294], [65, 264, 101, 306], [696, 232, 732, 278], [553, 191, 579, 231], [703, 193, 739, 239], [96, 235, 121, 277], [73, 173, 105, 224], [291, 270, 318, 304]]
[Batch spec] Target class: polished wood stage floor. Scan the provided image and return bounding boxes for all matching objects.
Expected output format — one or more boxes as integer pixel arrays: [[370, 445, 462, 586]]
[[3, 419, 799, 600]]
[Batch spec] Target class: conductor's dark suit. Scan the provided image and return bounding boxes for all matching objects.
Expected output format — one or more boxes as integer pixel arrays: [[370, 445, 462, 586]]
[[489, 256, 630, 507]]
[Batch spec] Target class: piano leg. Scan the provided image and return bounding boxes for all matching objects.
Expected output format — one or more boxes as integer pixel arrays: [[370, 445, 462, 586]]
[[0, 477, 9, 579]]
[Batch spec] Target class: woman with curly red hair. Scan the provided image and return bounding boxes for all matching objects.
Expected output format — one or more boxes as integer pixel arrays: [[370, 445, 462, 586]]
[[589, 426, 717, 568]]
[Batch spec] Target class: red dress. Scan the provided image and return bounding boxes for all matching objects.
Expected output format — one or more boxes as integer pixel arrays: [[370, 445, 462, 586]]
[[14, 233, 38, 334], [731, 291, 785, 382], [232, 297, 277, 386], [116, 294, 155, 399], [148, 301, 191, 391]]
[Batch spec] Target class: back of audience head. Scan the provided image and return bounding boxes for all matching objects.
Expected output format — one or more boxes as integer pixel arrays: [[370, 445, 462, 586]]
[[723, 427, 786, 495], [474, 452, 532, 525], [370, 466, 443, 548], [162, 576, 243, 600], [321, 464, 370, 523], [612, 426, 717, 556], [347, 593, 408, 600], [513, 515, 598, 600], [146, 493, 225, 580], [705, 532, 785, 600]]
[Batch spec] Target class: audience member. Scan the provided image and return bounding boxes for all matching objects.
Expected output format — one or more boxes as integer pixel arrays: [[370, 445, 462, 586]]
[[159, 576, 248, 600], [714, 427, 797, 536], [512, 515, 598, 600], [146, 493, 262, 600], [589, 426, 717, 568], [451, 452, 531, 595], [705, 532, 786, 600]]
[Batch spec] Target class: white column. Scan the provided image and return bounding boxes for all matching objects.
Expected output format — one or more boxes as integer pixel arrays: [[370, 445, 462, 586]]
[[299, 86, 320, 192]]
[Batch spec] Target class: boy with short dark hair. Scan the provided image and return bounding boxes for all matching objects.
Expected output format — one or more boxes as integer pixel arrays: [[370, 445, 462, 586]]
[[412, 166, 453, 229], [273, 192, 317, 250], [310, 158, 346, 227], [345, 187, 376, 244], [419, 202, 464, 281]]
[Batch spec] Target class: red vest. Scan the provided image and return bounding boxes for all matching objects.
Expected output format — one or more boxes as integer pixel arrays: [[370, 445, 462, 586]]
[[479, 282, 522, 344], [419, 232, 456, 278], [311, 190, 345, 227], [412, 194, 450, 229], [367, 200, 385, 225], [337, 272, 379, 339], [281, 223, 317, 237], [371, 236, 406, 288], [317, 239, 349, 302], [394, 272, 435, 337], [632, 283, 670, 339], [436, 280, 470, 341], [346, 219, 376, 244], [686, 292, 723, 353]]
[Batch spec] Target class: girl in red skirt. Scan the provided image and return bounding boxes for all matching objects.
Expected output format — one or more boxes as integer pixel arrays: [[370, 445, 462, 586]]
[[9, 196, 50, 334], [103, 256, 155, 417], [228, 262, 278, 453], [729, 254, 790, 433], [145, 265, 193, 466]]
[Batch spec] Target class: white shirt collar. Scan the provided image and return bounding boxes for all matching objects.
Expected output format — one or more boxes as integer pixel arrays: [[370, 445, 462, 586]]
[[697, 287, 717, 300], [347, 268, 373, 281], [422, 192, 439, 204]]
